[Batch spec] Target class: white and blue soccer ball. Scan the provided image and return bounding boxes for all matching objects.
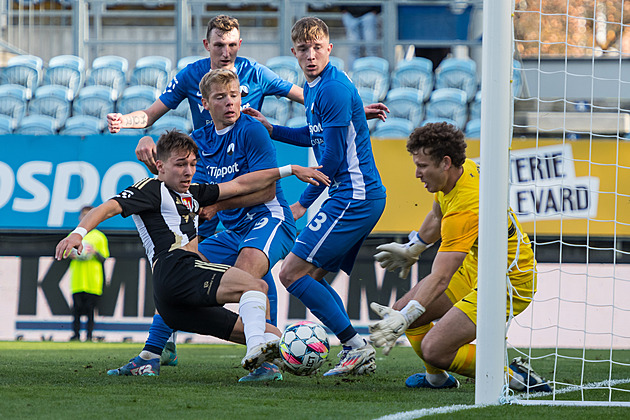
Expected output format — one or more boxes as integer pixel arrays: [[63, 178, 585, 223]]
[[279, 321, 330, 376]]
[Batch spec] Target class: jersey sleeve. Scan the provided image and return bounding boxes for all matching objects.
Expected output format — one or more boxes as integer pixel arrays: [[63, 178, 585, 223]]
[[257, 64, 293, 97], [159, 70, 188, 110], [438, 210, 479, 253], [111, 178, 161, 218], [190, 183, 220, 207]]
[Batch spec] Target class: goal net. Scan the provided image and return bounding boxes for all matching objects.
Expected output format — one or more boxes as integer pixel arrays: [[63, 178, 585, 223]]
[[498, 0, 630, 406]]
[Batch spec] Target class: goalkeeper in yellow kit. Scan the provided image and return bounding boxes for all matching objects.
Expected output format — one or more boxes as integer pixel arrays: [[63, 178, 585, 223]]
[[370, 122, 552, 392]]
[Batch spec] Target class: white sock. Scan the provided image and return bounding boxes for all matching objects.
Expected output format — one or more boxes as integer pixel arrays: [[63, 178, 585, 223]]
[[139, 350, 160, 360], [426, 371, 449, 387], [264, 332, 280, 343], [167, 331, 177, 344], [239, 290, 268, 352], [343, 334, 366, 349]]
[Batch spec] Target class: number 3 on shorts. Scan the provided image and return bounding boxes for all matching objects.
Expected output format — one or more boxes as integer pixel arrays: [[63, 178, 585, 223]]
[[308, 212, 327, 231]]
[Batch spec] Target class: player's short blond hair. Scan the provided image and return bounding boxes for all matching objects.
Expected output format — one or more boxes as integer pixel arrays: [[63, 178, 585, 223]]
[[198, 69, 239, 101], [206, 15, 239, 39], [291, 17, 329, 44]]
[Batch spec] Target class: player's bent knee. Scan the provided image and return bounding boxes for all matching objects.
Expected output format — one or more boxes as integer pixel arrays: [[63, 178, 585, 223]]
[[421, 338, 450, 370]]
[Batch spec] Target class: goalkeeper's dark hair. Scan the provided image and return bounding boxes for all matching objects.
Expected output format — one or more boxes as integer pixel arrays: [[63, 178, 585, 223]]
[[156, 130, 198, 162], [407, 122, 467, 167]]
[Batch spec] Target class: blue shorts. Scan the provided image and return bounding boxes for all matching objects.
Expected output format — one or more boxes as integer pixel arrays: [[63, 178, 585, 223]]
[[293, 197, 386, 274], [197, 214, 297, 325]]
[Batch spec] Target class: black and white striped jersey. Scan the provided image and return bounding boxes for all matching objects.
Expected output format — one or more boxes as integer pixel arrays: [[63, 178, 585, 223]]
[[111, 178, 220, 263]]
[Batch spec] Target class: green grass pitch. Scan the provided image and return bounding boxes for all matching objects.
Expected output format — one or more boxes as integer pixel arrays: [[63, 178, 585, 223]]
[[0, 342, 628, 419]]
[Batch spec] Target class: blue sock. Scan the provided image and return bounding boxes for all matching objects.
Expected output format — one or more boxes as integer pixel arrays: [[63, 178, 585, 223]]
[[143, 314, 173, 355], [287, 275, 357, 341], [322, 279, 348, 317], [262, 271, 278, 326]]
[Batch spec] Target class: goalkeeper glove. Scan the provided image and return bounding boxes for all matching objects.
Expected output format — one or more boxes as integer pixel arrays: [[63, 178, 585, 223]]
[[369, 300, 426, 355], [373, 231, 433, 279]]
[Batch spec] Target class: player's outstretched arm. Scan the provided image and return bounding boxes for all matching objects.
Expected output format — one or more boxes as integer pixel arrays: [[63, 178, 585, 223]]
[[217, 165, 329, 201], [199, 184, 276, 221], [55, 200, 123, 261], [107, 100, 170, 133]]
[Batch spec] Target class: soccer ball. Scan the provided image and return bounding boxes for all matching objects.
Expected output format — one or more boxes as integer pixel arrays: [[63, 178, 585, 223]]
[[279, 321, 330, 376]]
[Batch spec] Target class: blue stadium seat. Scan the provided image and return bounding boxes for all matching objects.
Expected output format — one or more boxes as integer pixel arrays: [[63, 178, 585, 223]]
[[435, 58, 478, 102], [168, 98, 192, 119], [130, 56, 172, 91], [329, 56, 345, 72], [73, 85, 116, 119], [513, 59, 523, 98], [147, 115, 193, 135], [357, 87, 377, 107], [384, 87, 424, 127], [266, 56, 302, 86], [15, 114, 58, 135], [28, 85, 73, 126], [44, 55, 85, 99], [469, 91, 481, 120], [0, 114, 16, 134], [60, 115, 105, 135], [425, 88, 468, 129], [286, 115, 307, 128], [3, 55, 43, 91], [465, 118, 481, 138], [177, 55, 206, 71], [350, 56, 390, 101], [422, 117, 459, 127], [372, 117, 415, 138], [117, 85, 159, 115], [261, 96, 291, 125], [391, 57, 434, 102], [86, 55, 129, 98], [0, 84, 30, 120]]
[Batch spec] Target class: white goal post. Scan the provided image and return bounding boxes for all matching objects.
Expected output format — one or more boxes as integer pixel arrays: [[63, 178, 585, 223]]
[[477, 0, 630, 407]]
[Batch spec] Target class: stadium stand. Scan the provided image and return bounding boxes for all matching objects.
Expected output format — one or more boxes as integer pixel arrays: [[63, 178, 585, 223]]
[[177, 55, 206, 71], [384, 87, 424, 127], [266, 56, 302, 86], [464, 118, 481, 138], [60, 115, 106, 136], [434, 57, 478, 102], [425, 88, 469, 129], [372, 117, 415, 138], [286, 115, 307, 128], [350, 56, 390, 101], [130, 55, 172, 91], [43, 55, 85, 99], [2, 55, 43, 91], [116, 85, 160, 115], [169, 98, 192, 119], [0, 115, 16, 135], [86, 55, 129, 99], [0, 84, 30, 121], [72, 85, 117, 120], [261, 95, 291, 126], [15, 114, 58, 135], [28, 85, 73, 127], [391, 57, 434, 102], [422, 117, 460, 127], [512, 59, 523, 97], [469, 90, 481, 121], [329, 56, 346, 72], [146, 115, 193, 136]]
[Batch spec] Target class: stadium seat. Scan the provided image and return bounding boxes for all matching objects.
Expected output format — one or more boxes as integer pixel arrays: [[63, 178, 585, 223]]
[[425, 88, 468, 129], [286, 115, 307, 128], [384, 87, 424, 127], [117, 85, 160, 115], [435, 58, 478, 102], [60, 115, 106, 135], [357, 87, 377, 107], [266, 56, 302, 86], [73, 85, 117, 120], [168, 98, 192, 119], [469, 91, 481, 120], [391, 57, 434, 102], [329, 56, 345, 72], [44, 54, 85, 99], [130, 56, 172, 91], [350, 56, 390, 101], [261, 95, 291, 125], [3, 55, 44, 91], [372, 117, 415, 138], [15, 114, 58, 135], [28, 85, 73, 126], [0, 114, 16, 134], [86, 55, 129, 98], [146, 115, 193, 135], [465, 118, 481, 138], [177, 55, 206, 71], [0, 84, 30, 120]]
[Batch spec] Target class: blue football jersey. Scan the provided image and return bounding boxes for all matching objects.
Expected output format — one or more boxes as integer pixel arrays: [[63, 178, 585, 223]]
[[191, 114, 294, 231], [160, 56, 293, 130], [300, 63, 386, 207]]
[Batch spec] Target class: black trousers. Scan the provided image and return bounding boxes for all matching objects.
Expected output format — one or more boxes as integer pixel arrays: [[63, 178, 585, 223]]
[[72, 292, 100, 339]]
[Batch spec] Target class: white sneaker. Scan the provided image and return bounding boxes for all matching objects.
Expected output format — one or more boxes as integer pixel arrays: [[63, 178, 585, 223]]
[[241, 339, 280, 371], [323, 343, 376, 377]]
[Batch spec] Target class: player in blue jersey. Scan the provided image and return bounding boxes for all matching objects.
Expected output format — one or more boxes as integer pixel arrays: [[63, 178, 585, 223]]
[[245, 17, 387, 376]]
